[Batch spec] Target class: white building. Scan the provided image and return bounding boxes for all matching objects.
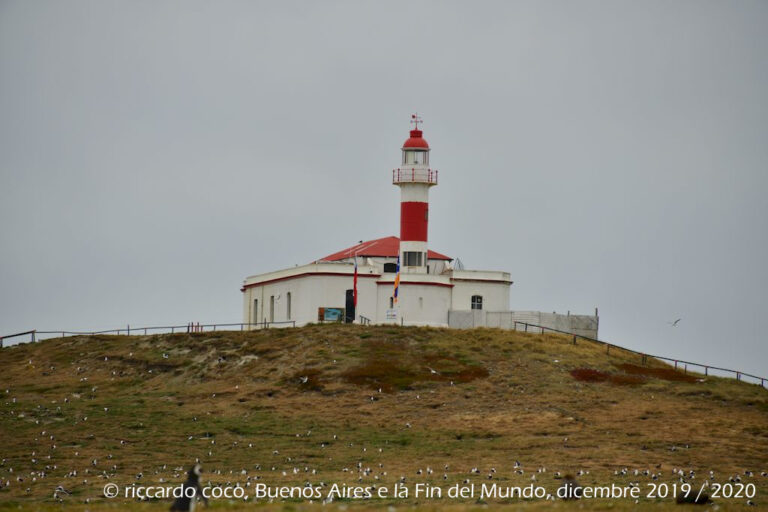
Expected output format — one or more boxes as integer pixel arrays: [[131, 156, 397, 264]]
[[241, 117, 598, 336]]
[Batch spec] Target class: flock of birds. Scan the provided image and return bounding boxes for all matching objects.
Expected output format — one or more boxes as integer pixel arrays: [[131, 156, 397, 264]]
[[1, 403, 766, 509]]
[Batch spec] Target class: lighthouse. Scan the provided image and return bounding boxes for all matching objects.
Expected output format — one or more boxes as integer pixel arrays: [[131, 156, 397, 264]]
[[393, 114, 438, 274], [239, 116, 602, 334]]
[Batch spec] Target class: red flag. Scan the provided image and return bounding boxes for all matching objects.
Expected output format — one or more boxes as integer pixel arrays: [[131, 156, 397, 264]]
[[353, 256, 358, 307]]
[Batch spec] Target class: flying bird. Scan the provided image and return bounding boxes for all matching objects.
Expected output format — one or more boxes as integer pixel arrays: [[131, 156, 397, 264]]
[[668, 318, 681, 327]]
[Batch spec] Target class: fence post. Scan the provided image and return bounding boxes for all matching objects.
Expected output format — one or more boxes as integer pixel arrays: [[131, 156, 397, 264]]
[[606, 344, 610, 354], [32, 330, 36, 343], [572, 335, 576, 345], [674, 361, 678, 370], [705, 367, 708, 376], [127, 324, 130, 336], [737, 372, 741, 381], [525, 323, 528, 333]]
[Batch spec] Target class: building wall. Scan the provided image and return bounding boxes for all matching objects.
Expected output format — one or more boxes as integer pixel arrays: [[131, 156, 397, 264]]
[[451, 275, 511, 312], [446, 310, 486, 328], [376, 282, 452, 326], [242, 268, 597, 338], [243, 275, 456, 327], [243, 273, 380, 327], [242, 262, 513, 328], [449, 310, 599, 339]]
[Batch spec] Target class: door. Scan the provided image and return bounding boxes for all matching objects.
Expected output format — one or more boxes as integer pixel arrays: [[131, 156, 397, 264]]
[[345, 289, 355, 323]]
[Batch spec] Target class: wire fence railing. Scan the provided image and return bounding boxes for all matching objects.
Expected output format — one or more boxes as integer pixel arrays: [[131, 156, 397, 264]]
[[0, 321, 296, 347], [512, 321, 766, 388]]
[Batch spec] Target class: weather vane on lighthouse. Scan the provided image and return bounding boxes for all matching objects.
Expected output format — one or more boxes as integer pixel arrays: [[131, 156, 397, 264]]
[[410, 113, 423, 130]]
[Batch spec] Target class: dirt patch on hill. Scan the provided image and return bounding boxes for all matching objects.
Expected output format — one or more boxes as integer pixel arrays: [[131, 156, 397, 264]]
[[571, 368, 646, 385], [341, 345, 488, 392], [616, 363, 698, 383], [341, 359, 418, 392], [422, 354, 489, 383]]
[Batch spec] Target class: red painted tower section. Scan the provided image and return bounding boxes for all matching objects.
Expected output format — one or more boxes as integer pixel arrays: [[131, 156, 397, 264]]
[[400, 200, 428, 241]]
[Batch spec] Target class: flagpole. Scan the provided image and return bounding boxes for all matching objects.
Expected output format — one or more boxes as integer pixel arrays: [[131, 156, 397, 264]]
[[393, 245, 401, 324], [353, 249, 359, 324]]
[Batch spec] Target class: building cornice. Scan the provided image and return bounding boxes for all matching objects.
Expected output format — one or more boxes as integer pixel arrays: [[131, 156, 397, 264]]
[[242, 270, 380, 291]]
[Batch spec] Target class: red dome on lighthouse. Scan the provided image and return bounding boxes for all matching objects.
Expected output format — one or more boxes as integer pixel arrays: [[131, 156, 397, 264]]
[[403, 129, 429, 149]]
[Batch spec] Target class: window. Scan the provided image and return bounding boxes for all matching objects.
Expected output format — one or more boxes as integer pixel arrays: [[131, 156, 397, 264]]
[[402, 150, 428, 165], [383, 262, 397, 273], [471, 295, 483, 310], [269, 295, 275, 322], [253, 299, 259, 324], [389, 297, 394, 309], [286, 292, 292, 320], [403, 251, 423, 267]]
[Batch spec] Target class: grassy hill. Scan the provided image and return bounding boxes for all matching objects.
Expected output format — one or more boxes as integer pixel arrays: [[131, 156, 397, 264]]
[[0, 324, 766, 511]]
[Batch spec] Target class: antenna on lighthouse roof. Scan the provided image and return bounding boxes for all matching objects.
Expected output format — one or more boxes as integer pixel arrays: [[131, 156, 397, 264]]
[[410, 113, 422, 130]]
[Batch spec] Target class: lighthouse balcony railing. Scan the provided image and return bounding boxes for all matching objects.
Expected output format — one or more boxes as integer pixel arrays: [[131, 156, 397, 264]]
[[392, 168, 438, 185]]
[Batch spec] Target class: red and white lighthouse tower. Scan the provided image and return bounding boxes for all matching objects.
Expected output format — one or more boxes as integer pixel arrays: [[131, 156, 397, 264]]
[[393, 114, 438, 274]]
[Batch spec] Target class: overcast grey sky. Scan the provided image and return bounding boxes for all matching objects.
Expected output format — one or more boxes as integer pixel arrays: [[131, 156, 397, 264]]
[[1, 1, 766, 377]]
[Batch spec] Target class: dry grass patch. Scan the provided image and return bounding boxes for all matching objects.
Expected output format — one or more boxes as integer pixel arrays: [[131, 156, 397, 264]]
[[570, 367, 646, 385]]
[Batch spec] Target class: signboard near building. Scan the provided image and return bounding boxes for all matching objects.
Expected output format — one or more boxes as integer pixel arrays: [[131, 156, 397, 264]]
[[318, 307, 344, 322]]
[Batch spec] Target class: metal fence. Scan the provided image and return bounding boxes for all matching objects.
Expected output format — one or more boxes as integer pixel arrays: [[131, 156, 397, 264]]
[[392, 167, 438, 185], [512, 321, 766, 388], [0, 321, 296, 347]]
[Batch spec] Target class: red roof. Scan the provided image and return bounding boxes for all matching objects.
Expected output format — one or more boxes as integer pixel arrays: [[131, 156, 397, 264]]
[[403, 129, 429, 149], [318, 236, 451, 262]]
